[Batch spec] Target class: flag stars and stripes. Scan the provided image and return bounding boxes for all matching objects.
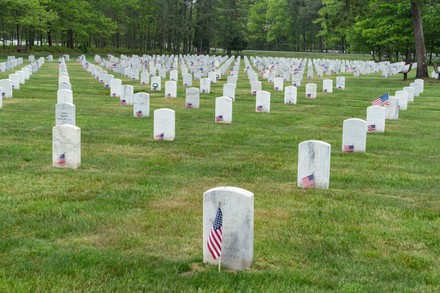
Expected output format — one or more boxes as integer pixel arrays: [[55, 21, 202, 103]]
[[207, 207, 223, 260]]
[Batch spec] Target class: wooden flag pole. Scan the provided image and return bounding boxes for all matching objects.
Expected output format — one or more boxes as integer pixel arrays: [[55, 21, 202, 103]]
[[218, 256, 221, 272]]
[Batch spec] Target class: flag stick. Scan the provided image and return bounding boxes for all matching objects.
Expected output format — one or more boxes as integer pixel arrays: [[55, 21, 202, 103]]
[[218, 256, 221, 272]]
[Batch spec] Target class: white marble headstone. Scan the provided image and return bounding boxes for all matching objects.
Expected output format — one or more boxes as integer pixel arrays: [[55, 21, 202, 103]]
[[55, 102, 76, 126], [336, 76, 345, 90], [297, 140, 331, 189], [414, 79, 424, 94], [140, 72, 150, 85], [284, 86, 297, 105], [305, 83, 317, 99], [57, 89, 73, 104], [154, 108, 175, 141], [366, 106, 385, 133], [402, 86, 414, 102], [9, 74, 20, 90], [409, 82, 421, 97], [255, 91, 270, 113], [385, 96, 399, 120], [208, 72, 217, 83], [133, 92, 150, 118], [342, 118, 367, 152], [58, 75, 70, 85], [200, 78, 211, 94], [223, 83, 236, 102], [110, 79, 122, 97], [227, 76, 237, 86], [395, 90, 408, 110], [59, 82, 71, 91], [183, 74, 192, 86], [0, 79, 13, 98], [121, 85, 134, 105], [185, 88, 200, 109], [323, 79, 333, 93], [215, 97, 232, 123], [250, 81, 261, 96], [170, 70, 178, 82], [274, 77, 284, 91], [165, 81, 177, 98], [203, 186, 254, 271], [16, 71, 25, 84], [52, 124, 81, 169], [151, 76, 162, 91]]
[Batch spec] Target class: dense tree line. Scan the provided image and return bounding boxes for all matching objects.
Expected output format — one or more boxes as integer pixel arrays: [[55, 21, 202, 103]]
[[1, 0, 439, 72]]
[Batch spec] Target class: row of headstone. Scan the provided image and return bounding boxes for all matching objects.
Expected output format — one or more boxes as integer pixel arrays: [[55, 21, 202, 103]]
[[0, 57, 45, 110], [54, 57, 80, 169], [341, 78, 424, 155], [0, 56, 24, 73]]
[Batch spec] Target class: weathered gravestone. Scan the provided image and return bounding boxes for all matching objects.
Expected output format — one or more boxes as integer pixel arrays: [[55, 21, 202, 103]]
[[203, 186, 254, 270], [200, 78, 211, 94], [165, 81, 177, 98], [215, 97, 233, 123], [133, 92, 150, 118], [366, 106, 385, 133], [297, 140, 331, 189], [120, 85, 134, 105], [57, 89, 73, 104], [52, 124, 81, 169], [385, 96, 399, 120], [284, 86, 297, 105], [151, 76, 162, 91], [223, 83, 236, 102], [305, 83, 317, 99], [0, 80, 13, 98], [110, 79, 122, 97], [154, 108, 175, 141], [395, 90, 408, 110], [55, 102, 76, 126], [186, 88, 200, 109], [255, 91, 270, 113], [250, 81, 261, 96], [342, 118, 367, 152], [323, 79, 333, 93]]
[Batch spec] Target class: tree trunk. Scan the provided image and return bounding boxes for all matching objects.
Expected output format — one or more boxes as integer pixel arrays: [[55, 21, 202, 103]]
[[411, 0, 428, 78]]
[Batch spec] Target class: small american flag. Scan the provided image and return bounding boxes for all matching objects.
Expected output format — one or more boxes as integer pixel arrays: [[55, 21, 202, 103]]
[[256, 105, 263, 112], [207, 207, 223, 260], [120, 99, 126, 105], [372, 93, 389, 106], [344, 144, 355, 152], [56, 153, 66, 164], [302, 174, 315, 188], [215, 115, 224, 122], [368, 124, 376, 132], [155, 133, 164, 140], [136, 110, 143, 117], [186, 103, 193, 108]]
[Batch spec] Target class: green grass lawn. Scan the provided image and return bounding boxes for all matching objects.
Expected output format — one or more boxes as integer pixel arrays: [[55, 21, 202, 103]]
[[0, 54, 439, 292]]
